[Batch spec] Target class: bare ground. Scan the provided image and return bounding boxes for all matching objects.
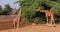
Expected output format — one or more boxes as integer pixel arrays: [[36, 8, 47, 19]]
[[0, 21, 60, 32]]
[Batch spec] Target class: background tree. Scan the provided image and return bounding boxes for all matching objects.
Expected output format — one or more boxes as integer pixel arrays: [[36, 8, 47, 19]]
[[0, 5, 3, 15], [3, 4, 12, 15]]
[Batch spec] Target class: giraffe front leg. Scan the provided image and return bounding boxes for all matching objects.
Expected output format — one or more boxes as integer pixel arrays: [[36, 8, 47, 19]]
[[17, 18, 20, 29], [46, 16, 48, 25], [45, 14, 49, 25], [51, 17, 52, 25], [49, 16, 54, 26]]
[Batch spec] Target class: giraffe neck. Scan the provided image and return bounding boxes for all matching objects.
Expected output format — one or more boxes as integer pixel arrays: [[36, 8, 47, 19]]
[[40, 10, 48, 12]]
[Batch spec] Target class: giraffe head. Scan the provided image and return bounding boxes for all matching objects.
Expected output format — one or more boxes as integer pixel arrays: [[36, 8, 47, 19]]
[[36, 9, 40, 12], [39, 10, 49, 12], [36, 9, 45, 12]]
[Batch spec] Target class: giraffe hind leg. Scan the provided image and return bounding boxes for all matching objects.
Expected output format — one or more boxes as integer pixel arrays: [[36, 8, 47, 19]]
[[13, 19, 16, 29]]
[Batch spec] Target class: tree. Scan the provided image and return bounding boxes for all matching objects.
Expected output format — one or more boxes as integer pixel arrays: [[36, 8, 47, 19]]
[[3, 4, 12, 15], [49, 0, 60, 3], [0, 5, 3, 15], [16, 0, 60, 25], [16, 0, 45, 25], [44, 0, 60, 15]]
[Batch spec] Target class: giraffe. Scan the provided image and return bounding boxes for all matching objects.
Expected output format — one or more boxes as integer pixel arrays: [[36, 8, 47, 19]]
[[36, 9, 55, 26], [11, 7, 21, 29]]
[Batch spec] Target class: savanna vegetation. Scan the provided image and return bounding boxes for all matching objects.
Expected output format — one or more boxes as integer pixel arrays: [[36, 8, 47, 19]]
[[11, 0, 60, 25], [0, 4, 14, 15]]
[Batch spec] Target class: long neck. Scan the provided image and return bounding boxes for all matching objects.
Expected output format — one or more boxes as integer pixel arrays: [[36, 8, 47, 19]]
[[18, 7, 21, 16], [39, 10, 48, 13]]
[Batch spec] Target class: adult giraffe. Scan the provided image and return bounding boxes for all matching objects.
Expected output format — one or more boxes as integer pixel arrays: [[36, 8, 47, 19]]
[[36, 9, 56, 26], [11, 7, 22, 29], [0, 7, 21, 30]]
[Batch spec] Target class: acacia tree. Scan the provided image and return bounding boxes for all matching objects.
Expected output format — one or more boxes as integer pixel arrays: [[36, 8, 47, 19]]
[[16, 0, 45, 25], [16, 0, 60, 25]]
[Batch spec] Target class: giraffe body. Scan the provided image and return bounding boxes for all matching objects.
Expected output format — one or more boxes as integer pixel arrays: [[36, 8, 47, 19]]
[[36, 10, 55, 26], [11, 7, 21, 29]]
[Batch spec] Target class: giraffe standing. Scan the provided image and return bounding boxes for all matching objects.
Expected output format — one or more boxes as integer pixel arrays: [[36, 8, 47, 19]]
[[11, 7, 21, 29], [36, 9, 55, 26]]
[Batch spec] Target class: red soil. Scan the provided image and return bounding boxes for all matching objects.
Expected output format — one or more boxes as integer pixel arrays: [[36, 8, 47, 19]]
[[0, 22, 60, 32]]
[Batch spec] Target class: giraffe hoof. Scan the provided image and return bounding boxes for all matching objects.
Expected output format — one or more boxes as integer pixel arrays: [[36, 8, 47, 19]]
[[47, 24, 53, 27], [53, 25, 56, 27], [53, 24, 56, 27], [46, 23, 48, 25], [49, 25, 56, 27]]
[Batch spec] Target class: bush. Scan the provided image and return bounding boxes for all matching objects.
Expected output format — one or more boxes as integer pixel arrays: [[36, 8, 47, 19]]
[[17, 0, 60, 25]]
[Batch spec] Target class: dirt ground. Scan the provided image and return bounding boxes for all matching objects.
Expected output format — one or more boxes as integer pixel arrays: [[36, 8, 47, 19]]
[[0, 21, 60, 32]]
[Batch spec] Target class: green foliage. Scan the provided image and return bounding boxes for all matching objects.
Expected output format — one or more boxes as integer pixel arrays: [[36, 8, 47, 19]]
[[0, 6, 2, 11], [49, 0, 60, 3], [17, 0, 60, 25], [50, 5, 60, 15], [23, 18, 30, 25], [46, 1, 60, 15], [2, 4, 12, 15], [0, 4, 13, 15], [39, 0, 60, 15], [20, 0, 44, 17], [0, 5, 3, 15]]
